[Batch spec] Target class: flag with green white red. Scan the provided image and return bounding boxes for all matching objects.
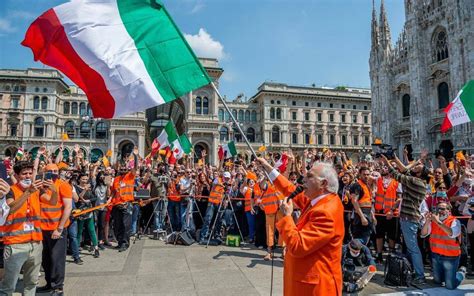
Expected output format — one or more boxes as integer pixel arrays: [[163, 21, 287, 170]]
[[15, 148, 24, 160], [22, 0, 211, 119], [155, 121, 177, 150], [218, 141, 237, 160], [172, 134, 192, 160], [441, 80, 474, 133]]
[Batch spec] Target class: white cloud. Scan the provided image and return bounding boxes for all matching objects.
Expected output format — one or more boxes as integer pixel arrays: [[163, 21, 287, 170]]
[[0, 18, 15, 33], [190, 1, 205, 14], [185, 28, 226, 60]]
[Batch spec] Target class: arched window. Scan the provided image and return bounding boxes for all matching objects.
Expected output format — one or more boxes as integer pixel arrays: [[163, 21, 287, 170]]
[[90, 149, 103, 162], [402, 94, 410, 117], [202, 97, 209, 114], [270, 107, 275, 119], [79, 102, 86, 116], [233, 127, 242, 142], [64, 121, 75, 138], [276, 108, 282, 120], [71, 102, 78, 114], [80, 121, 91, 139], [87, 104, 92, 116], [245, 110, 250, 122], [195, 96, 202, 114], [218, 109, 224, 121], [33, 96, 40, 110], [433, 29, 448, 62], [246, 127, 255, 143], [34, 117, 45, 137], [251, 110, 257, 122], [238, 110, 244, 121], [232, 109, 237, 120], [95, 122, 107, 139], [41, 97, 48, 110], [220, 126, 229, 142], [224, 110, 230, 121], [272, 126, 280, 143], [437, 82, 450, 109], [63, 102, 70, 114]]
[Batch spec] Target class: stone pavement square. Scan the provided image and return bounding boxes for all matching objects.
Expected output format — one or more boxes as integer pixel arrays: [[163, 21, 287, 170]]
[[3, 237, 473, 295]]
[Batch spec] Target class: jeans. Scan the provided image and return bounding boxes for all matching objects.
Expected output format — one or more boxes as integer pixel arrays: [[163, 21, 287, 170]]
[[246, 212, 256, 240], [400, 219, 425, 278], [181, 197, 195, 232], [67, 220, 80, 260], [131, 204, 140, 234], [200, 203, 223, 241], [432, 253, 463, 290], [167, 200, 182, 232], [153, 199, 168, 231], [0, 242, 43, 296]]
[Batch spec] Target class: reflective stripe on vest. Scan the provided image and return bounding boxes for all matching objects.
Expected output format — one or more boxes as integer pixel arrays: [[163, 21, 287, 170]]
[[429, 216, 461, 257], [261, 187, 281, 214], [244, 188, 253, 212], [208, 183, 224, 204], [374, 178, 398, 213], [357, 180, 372, 208]]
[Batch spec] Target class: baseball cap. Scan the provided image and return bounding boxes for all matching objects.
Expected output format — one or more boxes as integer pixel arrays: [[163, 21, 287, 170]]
[[349, 239, 363, 251], [223, 172, 231, 179]]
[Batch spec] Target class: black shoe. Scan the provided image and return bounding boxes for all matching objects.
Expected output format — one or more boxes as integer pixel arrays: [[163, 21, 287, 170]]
[[118, 246, 128, 252], [94, 248, 100, 258], [98, 244, 105, 250], [74, 258, 84, 265], [36, 285, 52, 292], [51, 288, 64, 296], [412, 277, 426, 285]]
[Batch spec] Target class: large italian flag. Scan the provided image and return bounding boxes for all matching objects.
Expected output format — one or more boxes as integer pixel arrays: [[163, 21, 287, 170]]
[[441, 80, 474, 133], [21, 0, 211, 118]]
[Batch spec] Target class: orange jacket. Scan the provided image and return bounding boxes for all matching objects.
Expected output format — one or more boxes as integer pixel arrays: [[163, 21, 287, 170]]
[[375, 178, 399, 214], [261, 185, 283, 215], [274, 174, 344, 296], [208, 181, 225, 205], [429, 215, 461, 257], [40, 179, 72, 230], [2, 184, 43, 245], [112, 172, 135, 203], [356, 179, 372, 208], [168, 179, 181, 202]]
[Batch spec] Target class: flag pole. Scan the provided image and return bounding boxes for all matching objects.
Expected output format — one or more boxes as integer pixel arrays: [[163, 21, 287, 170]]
[[210, 82, 273, 184]]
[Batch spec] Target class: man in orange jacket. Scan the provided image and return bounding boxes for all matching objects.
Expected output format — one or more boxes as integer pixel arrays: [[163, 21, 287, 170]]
[[257, 157, 344, 296]]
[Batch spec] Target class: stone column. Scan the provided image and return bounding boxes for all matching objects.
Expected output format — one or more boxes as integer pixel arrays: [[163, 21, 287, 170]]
[[110, 129, 115, 163], [212, 133, 219, 165], [138, 130, 145, 157]]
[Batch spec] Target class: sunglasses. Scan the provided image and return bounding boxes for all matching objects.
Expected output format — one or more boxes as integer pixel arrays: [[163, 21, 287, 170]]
[[437, 207, 447, 211]]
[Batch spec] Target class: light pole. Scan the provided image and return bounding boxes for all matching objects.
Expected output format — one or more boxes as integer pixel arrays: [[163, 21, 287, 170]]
[[81, 115, 100, 162]]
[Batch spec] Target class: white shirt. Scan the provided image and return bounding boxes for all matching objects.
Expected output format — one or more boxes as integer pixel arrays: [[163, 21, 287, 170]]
[[0, 197, 10, 226]]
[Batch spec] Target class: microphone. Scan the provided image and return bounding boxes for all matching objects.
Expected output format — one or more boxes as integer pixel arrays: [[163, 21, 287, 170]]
[[287, 186, 304, 200]]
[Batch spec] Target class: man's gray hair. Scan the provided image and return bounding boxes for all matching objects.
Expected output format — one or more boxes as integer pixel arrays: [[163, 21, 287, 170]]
[[314, 162, 339, 193]]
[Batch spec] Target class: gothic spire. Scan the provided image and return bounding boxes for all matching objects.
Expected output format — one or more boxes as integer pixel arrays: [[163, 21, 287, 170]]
[[379, 0, 392, 50], [371, 0, 379, 50]]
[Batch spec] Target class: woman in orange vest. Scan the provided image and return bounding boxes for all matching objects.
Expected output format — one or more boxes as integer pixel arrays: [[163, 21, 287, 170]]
[[421, 201, 466, 290], [350, 167, 376, 245], [0, 161, 57, 296]]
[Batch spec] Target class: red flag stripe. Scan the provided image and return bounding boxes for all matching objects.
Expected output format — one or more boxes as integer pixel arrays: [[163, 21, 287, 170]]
[[440, 102, 454, 133], [21, 9, 115, 118]]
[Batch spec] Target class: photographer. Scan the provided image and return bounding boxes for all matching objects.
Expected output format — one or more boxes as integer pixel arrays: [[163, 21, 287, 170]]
[[147, 165, 170, 238], [179, 169, 195, 232], [342, 239, 376, 292]]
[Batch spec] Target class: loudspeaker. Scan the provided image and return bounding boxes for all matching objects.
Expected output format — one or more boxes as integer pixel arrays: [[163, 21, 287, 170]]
[[166, 231, 195, 246]]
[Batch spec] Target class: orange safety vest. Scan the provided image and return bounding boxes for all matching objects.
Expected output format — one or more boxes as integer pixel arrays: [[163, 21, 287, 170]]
[[429, 216, 461, 257], [168, 179, 181, 202], [41, 179, 71, 230], [261, 185, 283, 215], [1, 184, 43, 245], [357, 179, 372, 208], [374, 178, 399, 214], [208, 181, 225, 205], [244, 187, 253, 212]]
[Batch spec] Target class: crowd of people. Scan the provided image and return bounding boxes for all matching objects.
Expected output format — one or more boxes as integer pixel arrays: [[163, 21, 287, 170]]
[[0, 143, 473, 295]]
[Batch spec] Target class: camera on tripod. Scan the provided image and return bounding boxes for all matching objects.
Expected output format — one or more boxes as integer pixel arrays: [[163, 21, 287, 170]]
[[372, 143, 395, 160]]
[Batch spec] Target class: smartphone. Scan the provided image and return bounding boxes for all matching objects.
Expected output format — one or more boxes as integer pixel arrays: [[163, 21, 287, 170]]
[[35, 174, 44, 181], [45, 172, 53, 180], [0, 163, 7, 181]]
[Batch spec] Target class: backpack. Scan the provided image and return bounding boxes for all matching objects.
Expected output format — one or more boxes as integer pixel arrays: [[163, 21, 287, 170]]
[[384, 252, 413, 287]]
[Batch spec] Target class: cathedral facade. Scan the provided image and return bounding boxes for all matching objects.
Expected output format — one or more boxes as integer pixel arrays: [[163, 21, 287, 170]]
[[369, 0, 474, 159]]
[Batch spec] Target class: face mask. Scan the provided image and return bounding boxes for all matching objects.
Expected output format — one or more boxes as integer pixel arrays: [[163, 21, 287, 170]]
[[350, 250, 360, 257], [436, 191, 447, 198], [20, 179, 32, 188], [51, 174, 59, 181], [439, 214, 448, 221]]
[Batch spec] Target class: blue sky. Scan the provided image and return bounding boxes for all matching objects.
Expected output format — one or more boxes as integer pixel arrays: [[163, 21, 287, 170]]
[[0, 0, 405, 100]]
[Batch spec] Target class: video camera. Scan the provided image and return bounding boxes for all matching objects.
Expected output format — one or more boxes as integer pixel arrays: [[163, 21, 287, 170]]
[[372, 143, 395, 160]]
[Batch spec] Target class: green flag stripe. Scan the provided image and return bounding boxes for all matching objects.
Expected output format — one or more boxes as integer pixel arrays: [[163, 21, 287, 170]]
[[117, 0, 211, 103], [165, 121, 178, 141], [179, 134, 192, 153], [228, 141, 237, 156], [459, 80, 474, 120]]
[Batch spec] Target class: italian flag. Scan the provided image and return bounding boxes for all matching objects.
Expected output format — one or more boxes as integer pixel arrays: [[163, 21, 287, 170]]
[[172, 134, 192, 160], [218, 141, 237, 160], [155, 121, 177, 150], [15, 148, 24, 160], [441, 80, 474, 133], [21, 0, 211, 119]]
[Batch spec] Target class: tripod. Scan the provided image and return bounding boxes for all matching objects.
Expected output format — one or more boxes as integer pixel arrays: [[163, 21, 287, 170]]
[[205, 193, 245, 248], [134, 197, 173, 242]]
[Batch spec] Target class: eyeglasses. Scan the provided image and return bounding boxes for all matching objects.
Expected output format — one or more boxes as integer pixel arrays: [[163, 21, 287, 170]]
[[437, 207, 447, 211]]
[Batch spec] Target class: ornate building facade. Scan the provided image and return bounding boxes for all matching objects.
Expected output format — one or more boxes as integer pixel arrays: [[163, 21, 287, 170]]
[[369, 0, 474, 159]]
